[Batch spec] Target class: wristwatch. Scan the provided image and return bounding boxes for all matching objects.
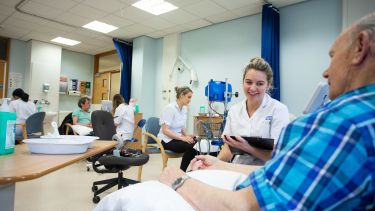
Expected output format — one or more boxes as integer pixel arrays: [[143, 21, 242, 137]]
[[171, 175, 191, 191]]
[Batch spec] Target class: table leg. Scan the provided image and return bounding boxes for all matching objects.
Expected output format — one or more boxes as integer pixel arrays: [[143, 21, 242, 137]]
[[0, 183, 15, 211]]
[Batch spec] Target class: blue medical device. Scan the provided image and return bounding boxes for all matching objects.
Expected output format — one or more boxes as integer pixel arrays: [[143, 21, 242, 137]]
[[204, 80, 233, 102], [200, 79, 238, 149]]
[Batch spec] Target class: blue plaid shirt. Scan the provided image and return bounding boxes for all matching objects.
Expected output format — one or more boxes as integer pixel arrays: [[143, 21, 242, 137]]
[[236, 83, 375, 210]]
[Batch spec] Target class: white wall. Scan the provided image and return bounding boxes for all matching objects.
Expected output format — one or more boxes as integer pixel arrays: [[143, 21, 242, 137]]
[[343, 0, 375, 28], [279, 0, 342, 116], [28, 40, 61, 112], [131, 36, 161, 119]]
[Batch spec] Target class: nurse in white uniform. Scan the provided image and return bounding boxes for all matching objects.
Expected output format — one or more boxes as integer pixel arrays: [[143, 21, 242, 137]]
[[158, 86, 196, 172], [218, 57, 290, 165], [112, 94, 134, 140], [9, 88, 37, 139]]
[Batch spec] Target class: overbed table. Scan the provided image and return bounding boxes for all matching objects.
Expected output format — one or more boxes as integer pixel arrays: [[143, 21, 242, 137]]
[[0, 140, 116, 211]]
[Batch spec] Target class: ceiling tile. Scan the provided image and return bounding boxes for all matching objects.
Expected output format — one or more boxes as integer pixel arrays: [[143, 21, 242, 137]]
[[140, 17, 175, 30], [167, 0, 201, 7], [20, 1, 64, 20], [0, 4, 16, 16], [73, 28, 102, 38], [83, 0, 125, 13], [55, 12, 92, 27], [115, 5, 154, 23], [0, 26, 31, 38], [119, 0, 139, 6], [147, 30, 166, 39], [68, 3, 107, 19], [108, 27, 139, 40], [162, 25, 188, 34], [183, 0, 227, 18], [31, 0, 78, 11], [159, 9, 199, 25], [231, 3, 262, 17], [182, 19, 212, 30], [212, 0, 259, 10], [10, 12, 50, 25], [2, 17, 41, 31], [124, 23, 155, 34], [206, 11, 238, 24], [0, 0, 21, 7], [99, 14, 134, 28], [21, 31, 56, 42]]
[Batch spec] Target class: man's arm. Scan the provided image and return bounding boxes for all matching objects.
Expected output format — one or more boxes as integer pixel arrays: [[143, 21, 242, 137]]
[[159, 166, 260, 210]]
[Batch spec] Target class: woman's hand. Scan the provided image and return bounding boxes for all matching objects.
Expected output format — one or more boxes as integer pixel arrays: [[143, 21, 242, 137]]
[[189, 155, 226, 171], [223, 135, 253, 154], [182, 135, 195, 144]]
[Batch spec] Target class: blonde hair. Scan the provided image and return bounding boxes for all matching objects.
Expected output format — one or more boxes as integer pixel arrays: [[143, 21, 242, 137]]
[[175, 86, 192, 99], [243, 57, 273, 86]]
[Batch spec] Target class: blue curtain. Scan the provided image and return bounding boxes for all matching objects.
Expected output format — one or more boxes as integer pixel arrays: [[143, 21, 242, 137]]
[[261, 4, 280, 101], [113, 38, 133, 103]]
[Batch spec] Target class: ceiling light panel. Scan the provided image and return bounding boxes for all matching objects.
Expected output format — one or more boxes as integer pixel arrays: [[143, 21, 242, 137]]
[[132, 0, 178, 15], [82, 21, 119, 33], [51, 37, 80, 46]]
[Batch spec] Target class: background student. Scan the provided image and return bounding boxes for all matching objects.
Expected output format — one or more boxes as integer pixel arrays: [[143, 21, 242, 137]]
[[9, 88, 37, 139], [112, 94, 134, 141]]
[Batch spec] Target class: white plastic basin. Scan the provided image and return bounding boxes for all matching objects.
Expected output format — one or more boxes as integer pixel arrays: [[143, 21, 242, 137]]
[[23, 138, 95, 154]]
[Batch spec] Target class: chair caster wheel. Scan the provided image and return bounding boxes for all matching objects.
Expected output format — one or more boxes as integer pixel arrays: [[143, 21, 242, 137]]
[[93, 196, 100, 203], [92, 186, 98, 192]]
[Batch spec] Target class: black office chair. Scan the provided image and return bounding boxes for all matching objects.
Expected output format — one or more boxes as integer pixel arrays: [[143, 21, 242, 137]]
[[16, 111, 46, 141], [90, 110, 149, 203]]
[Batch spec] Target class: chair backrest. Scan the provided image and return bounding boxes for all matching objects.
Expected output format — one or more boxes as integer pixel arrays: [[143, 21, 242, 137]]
[[145, 117, 160, 144], [26, 112, 46, 134], [58, 112, 73, 135], [91, 110, 116, 140]]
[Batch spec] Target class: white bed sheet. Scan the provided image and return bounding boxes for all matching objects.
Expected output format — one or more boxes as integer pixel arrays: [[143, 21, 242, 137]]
[[93, 169, 248, 211]]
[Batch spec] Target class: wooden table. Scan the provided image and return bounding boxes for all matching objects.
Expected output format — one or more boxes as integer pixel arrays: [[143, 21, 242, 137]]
[[0, 140, 117, 211]]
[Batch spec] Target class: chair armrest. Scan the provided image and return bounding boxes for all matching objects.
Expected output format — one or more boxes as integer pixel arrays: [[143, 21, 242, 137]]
[[143, 132, 166, 154], [65, 123, 77, 135]]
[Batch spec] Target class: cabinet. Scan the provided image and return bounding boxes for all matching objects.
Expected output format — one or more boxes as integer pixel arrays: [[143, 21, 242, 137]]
[[125, 113, 143, 150], [193, 115, 223, 137]]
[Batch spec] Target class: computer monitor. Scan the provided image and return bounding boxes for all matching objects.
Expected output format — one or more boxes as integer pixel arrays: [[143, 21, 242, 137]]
[[303, 82, 330, 114], [101, 100, 112, 113]]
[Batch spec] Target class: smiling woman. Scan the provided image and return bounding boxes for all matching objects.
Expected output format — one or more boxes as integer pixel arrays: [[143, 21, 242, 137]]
[[218, 57, 290, 165]]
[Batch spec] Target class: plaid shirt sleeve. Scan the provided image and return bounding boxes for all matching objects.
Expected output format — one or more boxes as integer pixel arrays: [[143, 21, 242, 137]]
[[236, 85, 375, 210]]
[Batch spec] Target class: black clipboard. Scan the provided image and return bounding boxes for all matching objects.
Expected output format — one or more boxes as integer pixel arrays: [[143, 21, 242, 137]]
[[228, 136, 274, 155]]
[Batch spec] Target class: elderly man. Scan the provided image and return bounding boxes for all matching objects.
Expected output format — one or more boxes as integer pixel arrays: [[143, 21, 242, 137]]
[[159, 13, 375, 210]]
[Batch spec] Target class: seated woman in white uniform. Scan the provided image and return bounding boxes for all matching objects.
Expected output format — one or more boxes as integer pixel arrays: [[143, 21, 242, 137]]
[[9, 88, 37, 140], [112, 94, 134, 141], [218, 57, 290, 165], [157, 86, 196, 172]]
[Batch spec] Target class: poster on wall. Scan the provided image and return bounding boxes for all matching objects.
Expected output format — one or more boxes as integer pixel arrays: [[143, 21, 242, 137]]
[[9, 72, 22, 88]]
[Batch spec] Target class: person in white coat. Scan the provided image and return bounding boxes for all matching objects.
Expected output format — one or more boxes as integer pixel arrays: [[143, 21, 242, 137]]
[[218, 57, 290, 165], [112, 94, 134, 141], [9, 88, 37, 139]]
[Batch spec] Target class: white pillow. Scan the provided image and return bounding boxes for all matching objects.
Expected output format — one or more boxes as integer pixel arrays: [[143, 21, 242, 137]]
[[94, 170, 248, 211], [70, 125, 93, 136]]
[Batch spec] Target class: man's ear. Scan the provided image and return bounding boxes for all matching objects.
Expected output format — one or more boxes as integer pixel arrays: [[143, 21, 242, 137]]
[[352, 31, 370, 65]]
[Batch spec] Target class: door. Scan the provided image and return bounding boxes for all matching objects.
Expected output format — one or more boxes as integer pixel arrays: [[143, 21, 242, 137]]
[[93, 72, 110, 104], [0, 60, 7, 98]]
